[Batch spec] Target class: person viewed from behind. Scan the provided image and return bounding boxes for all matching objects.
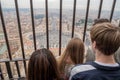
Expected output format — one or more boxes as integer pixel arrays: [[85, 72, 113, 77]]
[[27, 48, 60, 80], [85, 18, 110, 62], [58, 38, 85, 80], [93, 18, 110, 26], [69, 22, 120, 80], [86, 18, 120, 63]]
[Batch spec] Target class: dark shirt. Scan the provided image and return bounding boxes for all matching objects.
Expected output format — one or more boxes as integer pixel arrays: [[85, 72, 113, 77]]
[[69, 62, 120, 80]]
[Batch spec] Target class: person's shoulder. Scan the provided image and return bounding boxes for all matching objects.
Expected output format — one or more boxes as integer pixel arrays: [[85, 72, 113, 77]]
[[56, 56, 61, 63], [71, 64, 96, 75], [69, 63, 96, 80]]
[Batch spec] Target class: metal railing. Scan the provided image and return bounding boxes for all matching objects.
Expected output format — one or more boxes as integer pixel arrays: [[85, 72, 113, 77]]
[[0, 0, 118, 79]]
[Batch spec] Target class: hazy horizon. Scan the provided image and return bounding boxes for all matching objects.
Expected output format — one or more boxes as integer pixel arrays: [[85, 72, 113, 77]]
[[1, 0, 120, 11]]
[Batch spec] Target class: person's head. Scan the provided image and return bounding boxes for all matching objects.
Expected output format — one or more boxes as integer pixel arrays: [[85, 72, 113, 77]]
[[59, 38, 85, 72], [93, 18, 110, 26], [85, 18, 110, 62], [27, 48, 59, 80], [90, 22, 120, 56]]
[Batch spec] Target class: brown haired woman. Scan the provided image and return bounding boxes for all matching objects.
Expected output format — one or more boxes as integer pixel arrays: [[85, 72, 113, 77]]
[[58, 38, 85, 80], [27, 48, 60, 80]]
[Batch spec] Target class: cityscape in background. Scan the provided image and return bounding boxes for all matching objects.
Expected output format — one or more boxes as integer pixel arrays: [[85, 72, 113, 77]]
[[0, 0, 120, 79], [0, 8, 120, 59]]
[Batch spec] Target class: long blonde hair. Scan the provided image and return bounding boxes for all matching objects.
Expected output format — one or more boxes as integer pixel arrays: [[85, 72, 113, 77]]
[[58, 38, 85, 73]]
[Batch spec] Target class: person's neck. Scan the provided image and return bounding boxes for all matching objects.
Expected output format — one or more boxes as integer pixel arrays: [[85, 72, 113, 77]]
[[95, 50, 116, 64]]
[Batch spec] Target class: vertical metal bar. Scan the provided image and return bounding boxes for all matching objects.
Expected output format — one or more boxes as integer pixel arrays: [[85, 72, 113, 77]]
[[5, 62, 13, 79], [59, 0, 62, 55], [30, 0, 37, 50], [0, 1, 12, 60], [71, 0, 77, 38], [14, 0, 27, 74], [83, 0, 90, 42], [15, 61, 21, 78], [118, 20, 120, 27], [110, 0, 116, 22], [45, 0, 49, 49], [0, 65, 4, 80], [98, 0, 103, 18]]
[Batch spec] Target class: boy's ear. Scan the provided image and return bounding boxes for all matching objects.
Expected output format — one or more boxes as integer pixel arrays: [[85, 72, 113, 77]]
[[92, 41, 96, 49]]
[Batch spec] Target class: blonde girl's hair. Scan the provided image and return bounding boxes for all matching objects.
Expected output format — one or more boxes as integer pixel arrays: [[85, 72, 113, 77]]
[[58, 38, 85, 73]]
